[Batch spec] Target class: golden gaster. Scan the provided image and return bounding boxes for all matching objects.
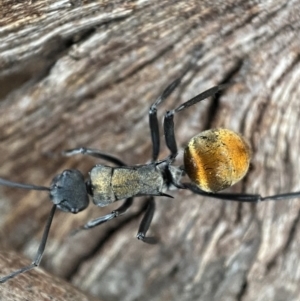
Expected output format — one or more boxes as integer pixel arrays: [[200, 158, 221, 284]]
[[184, 128, 251, 193]]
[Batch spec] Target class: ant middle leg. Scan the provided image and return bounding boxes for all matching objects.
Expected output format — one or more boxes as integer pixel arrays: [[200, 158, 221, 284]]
[[72, 197, 134, 234]]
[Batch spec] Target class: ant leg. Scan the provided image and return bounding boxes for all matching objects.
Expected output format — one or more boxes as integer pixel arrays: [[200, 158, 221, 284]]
[[72, 198, 134, 234], [0, 205, 56, 283], [164, 85, 228, 159], [74, 198, 158, 244], [149, 78, 181, 162], [185, 183, 300, 202], [136, 197, 157, 244], [63, 147, 126, 166]]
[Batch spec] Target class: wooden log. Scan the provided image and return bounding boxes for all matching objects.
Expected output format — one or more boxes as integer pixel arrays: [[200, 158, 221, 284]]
[[0, 251, 100, 301], [0, 1, 300, 300]]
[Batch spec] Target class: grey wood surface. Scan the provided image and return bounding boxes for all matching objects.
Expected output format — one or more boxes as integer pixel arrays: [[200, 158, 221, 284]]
[[0, 1, 300, 300]]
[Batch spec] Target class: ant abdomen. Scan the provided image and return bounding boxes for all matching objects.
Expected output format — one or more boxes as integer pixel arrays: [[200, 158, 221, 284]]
[[184, 128, 251, 193]]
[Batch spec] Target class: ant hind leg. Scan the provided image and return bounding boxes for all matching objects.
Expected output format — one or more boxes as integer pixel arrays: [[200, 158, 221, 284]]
[[137, 197, 157, 244], [185, 182, 300, 202], [163, 85, 228, 160], [148, 78, 181, 162]]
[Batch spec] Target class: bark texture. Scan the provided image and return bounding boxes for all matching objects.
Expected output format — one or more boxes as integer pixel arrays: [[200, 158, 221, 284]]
[[0, 1, 300, 300], [0, 251, 100, 301]]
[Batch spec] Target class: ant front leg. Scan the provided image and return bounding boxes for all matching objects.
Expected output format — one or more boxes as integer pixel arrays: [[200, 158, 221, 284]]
[[0, 205, 56, 283], [62, 147, 126, 166]]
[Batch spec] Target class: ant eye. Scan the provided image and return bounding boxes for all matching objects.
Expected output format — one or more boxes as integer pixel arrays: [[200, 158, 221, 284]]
[[184, 128, 251, 193]]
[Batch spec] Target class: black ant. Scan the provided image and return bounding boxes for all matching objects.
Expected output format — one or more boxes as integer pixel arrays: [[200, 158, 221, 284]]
[[0, 78, 299, 283]]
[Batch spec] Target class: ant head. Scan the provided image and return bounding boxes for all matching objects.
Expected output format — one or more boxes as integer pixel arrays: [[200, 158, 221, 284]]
[[50, 169, 89, 213]]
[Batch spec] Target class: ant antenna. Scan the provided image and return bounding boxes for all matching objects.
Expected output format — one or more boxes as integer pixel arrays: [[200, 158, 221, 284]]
[[0, 178, 49, 191]]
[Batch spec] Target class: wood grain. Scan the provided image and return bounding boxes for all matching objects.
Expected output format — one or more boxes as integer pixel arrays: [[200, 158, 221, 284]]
[[0, 1, 300, 300]]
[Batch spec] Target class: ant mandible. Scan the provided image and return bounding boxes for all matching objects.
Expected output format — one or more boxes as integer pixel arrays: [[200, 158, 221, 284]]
[[0, 78, 299, 283]]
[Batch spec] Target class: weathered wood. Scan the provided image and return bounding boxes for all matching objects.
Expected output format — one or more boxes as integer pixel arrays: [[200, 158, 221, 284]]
[[0, 1, 300, 300], [0, 251, 100, 301]]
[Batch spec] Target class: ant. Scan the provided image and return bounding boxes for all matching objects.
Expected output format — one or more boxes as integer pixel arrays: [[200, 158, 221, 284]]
[[0, 78, 300, 283]]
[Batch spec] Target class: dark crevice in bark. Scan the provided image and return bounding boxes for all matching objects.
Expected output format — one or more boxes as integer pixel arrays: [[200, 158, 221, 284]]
[[77, 26, 201, 103], [66, 28, 97, 51], [237, 278, 248, 301], [0, 37, 67, 101], [266, 209, 300, 273], [253, 1, 289, 30], [80, 45, 174, 101], [111, 31, 194, 86], [250, 96, 268, 156], [276, 52, 300, 90], [282, 209, 300, 255], [0, 10, 131, 101], [204, 58, 243, 130], [170, 44, 206, 108], [0, 31, 88, 101], [221, 10, 260, 41], [235, 203, 244, 225]]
